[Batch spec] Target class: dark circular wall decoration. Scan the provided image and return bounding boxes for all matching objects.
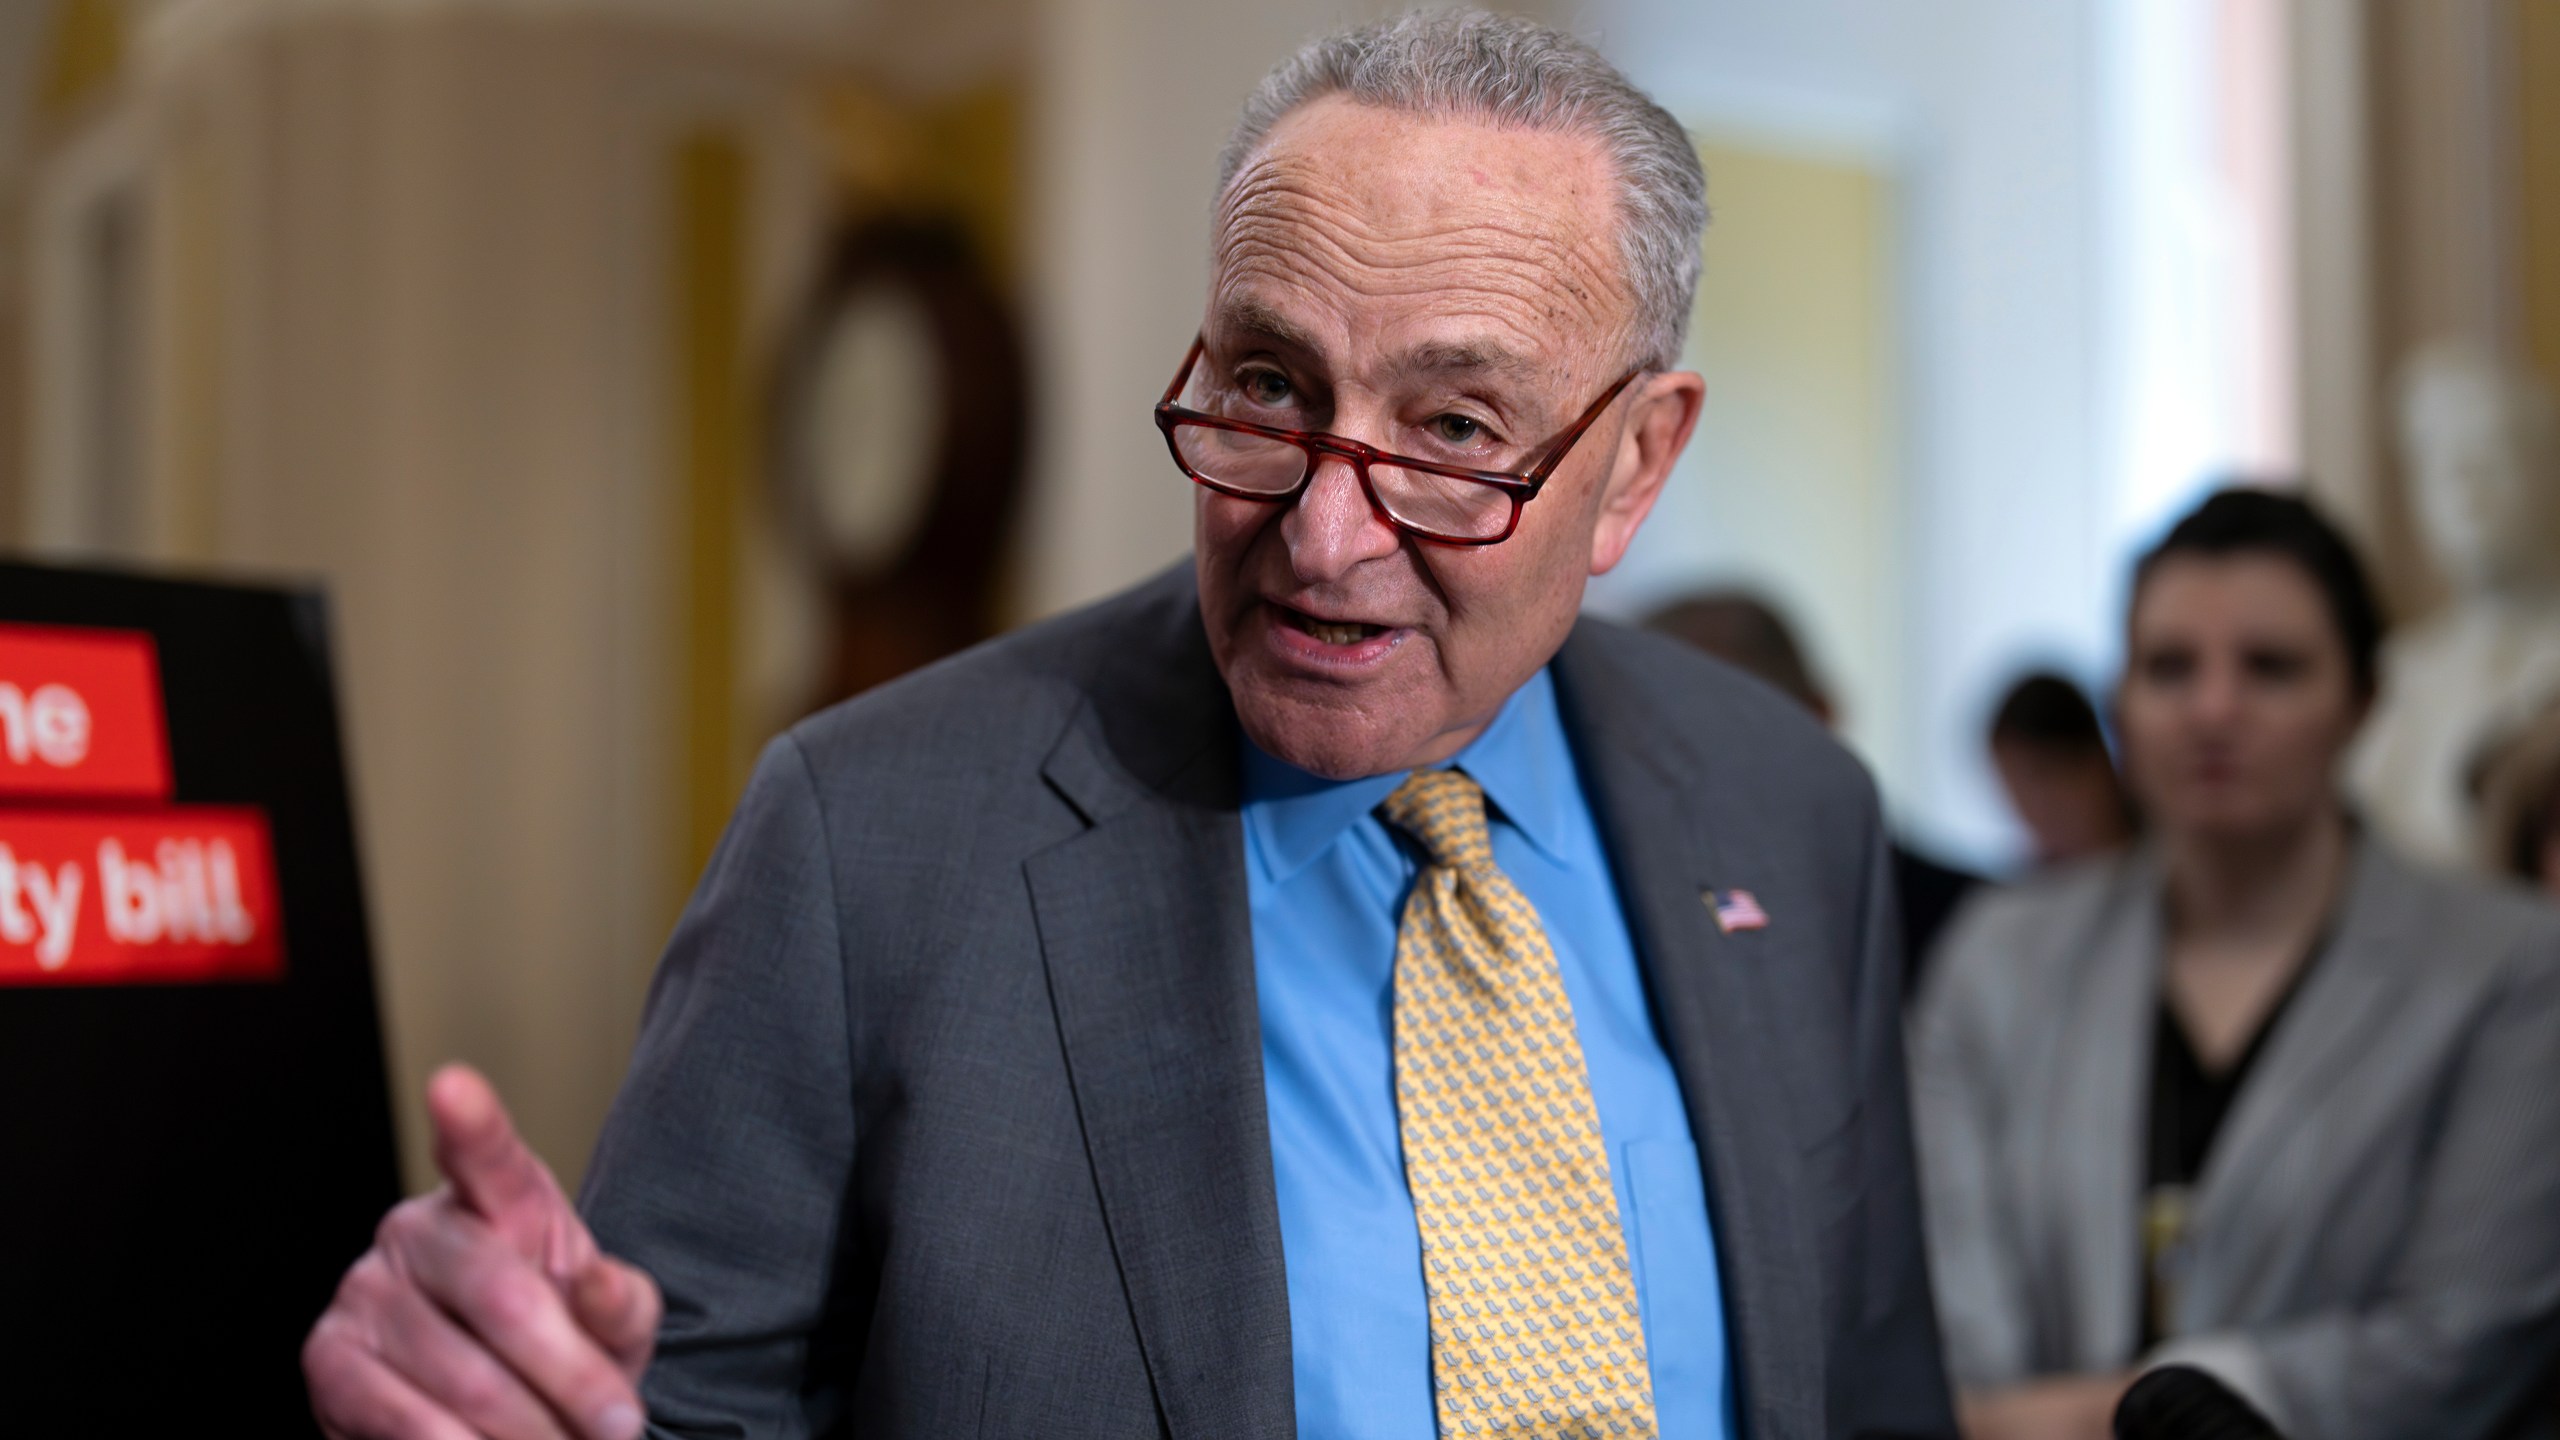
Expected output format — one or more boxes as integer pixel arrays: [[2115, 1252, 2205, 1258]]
[[771, 218, 1029, 705]]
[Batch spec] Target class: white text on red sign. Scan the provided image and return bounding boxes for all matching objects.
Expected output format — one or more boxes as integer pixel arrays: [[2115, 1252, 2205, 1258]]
[[0, 809, 282, 985]]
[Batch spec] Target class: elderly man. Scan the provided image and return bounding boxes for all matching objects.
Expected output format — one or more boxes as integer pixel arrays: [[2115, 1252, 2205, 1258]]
[[303, 13, 1953, 1440]]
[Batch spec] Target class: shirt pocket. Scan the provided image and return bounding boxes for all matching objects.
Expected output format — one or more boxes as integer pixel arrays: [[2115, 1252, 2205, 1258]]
[[1622, 1138, 1734, 1440]]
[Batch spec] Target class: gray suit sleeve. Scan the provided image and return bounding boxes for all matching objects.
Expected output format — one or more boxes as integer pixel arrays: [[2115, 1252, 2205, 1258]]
[[579, 734, 857, 1440], [1907, 896, 2040, 1391], [2150, 915, 2560, 1440]]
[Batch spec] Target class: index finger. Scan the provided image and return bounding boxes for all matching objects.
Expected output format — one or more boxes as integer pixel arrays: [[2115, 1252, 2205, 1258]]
[[427, 1064, 590, 1276]]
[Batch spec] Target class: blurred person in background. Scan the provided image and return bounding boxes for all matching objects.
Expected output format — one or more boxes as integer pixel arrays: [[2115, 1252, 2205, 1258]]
[[301, 13, 1957, 1440], [1647, 588, 1979, 991], [2475, 696, 2560, 898], [1912, 488, 2560, 1440], [1987, 671, 2136, 869]]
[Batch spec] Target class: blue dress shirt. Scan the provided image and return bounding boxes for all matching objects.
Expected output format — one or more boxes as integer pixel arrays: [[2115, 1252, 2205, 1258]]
[[1243, 668, 1737, 1440]]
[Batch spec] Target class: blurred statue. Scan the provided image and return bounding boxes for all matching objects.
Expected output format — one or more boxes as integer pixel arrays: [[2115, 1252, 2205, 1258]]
[[2350, 341, 2560, 867]]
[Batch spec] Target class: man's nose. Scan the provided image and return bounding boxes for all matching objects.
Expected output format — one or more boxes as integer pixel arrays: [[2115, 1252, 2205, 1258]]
[[1280, 456, 1401, 584]]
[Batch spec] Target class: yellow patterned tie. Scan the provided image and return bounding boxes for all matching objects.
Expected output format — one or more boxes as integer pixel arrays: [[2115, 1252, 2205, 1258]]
[[1380, 767, 1659, 1440]]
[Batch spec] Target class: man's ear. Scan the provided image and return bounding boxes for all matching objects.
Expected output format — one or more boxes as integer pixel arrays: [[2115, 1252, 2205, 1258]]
[[1590, 370, 1705, 576]]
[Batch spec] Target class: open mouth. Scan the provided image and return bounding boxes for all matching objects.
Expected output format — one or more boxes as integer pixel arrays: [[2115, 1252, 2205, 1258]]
[[1275, 604, 1388, 647]]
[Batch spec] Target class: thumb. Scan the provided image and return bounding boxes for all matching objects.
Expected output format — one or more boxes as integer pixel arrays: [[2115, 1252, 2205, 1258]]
[[426, 1063, 596, 1280]]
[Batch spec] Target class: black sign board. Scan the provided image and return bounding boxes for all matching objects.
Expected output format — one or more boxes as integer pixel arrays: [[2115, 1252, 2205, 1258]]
[[0, 561, 398, 1434]]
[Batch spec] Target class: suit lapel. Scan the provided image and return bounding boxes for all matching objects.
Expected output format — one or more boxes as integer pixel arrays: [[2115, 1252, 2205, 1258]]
[[1553, 631, 1826, 1438], [2045, 867, 2156, 1372], [2178, 836, 2409, 1322], [1023, 585, 1294, 1440]]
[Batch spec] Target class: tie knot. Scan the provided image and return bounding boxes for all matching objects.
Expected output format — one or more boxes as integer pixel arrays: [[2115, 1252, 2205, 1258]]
[[1380, 767, 1494, 872]]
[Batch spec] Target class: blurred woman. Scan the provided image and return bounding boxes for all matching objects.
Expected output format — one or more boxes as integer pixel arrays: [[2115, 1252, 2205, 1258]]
[[1912, 489, 2560, 1440]]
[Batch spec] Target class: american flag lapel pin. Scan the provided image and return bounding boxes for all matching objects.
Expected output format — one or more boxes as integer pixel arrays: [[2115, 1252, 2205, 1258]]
[[1705, 887, 1769, 935]]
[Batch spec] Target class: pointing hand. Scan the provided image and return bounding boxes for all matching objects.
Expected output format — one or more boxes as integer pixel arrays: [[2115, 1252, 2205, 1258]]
[[304, 1066, 661, 1440]]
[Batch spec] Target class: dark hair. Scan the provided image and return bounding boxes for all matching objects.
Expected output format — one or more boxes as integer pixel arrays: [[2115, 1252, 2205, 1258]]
[[1989, 672, 2110, 758], [1642, 590, 1825, 714], [2131, 487, 2385, 698]]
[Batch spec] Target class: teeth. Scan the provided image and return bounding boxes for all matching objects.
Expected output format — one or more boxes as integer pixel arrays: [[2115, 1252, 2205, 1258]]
[[1307, 620, 1371, 646]]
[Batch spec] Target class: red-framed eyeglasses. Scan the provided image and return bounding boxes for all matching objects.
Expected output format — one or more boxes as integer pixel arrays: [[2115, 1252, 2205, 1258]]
[[1153, 336, 1642, 546]]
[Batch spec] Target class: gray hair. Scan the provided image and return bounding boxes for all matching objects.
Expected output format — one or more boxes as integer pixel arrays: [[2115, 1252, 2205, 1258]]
[[1218, 9, 1708, 371]]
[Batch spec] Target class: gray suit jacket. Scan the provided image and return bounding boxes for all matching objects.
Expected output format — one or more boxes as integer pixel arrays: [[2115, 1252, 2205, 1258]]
[[1911, 836, 2560, 1440], [580, 565, 1955, 1439]]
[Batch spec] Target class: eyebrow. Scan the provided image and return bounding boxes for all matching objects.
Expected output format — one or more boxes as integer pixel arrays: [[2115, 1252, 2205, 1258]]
[[1211, 300, 1537, 383], [1213, 299, 1322, 354], [1390, 339, 1536, 382], [1206, 299, 1555, 430]]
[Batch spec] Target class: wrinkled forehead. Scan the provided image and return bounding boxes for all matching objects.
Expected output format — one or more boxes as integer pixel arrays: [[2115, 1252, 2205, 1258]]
[[1209, 96, 1632, 392]]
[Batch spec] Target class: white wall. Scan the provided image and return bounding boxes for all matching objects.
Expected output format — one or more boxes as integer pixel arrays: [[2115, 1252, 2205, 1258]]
[[1593, 134, 1907, 807], [1575, 0, 2114, 864], [1577, 0, 2305, 866]]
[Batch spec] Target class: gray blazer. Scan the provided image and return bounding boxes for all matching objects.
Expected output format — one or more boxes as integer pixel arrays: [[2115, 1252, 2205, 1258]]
[[1911, 836, 2560, 1439], [579, 565, 1955, 1439]]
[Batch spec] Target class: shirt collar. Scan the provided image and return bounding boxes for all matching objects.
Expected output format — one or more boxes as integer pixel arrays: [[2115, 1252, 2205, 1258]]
[[1241, 667, 1578, 883]]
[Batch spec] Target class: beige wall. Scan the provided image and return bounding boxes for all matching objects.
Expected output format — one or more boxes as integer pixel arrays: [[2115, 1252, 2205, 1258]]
[[2338, 0, 2545, 618], [2290, 0, 2381, 566], [24, 4, 837, 1189], [2517, 0, 2560, 396]]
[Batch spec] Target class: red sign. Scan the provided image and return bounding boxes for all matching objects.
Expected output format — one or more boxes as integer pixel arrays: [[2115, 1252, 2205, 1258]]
[[0, 808, 284, 985], [0, 624, 172, 802]]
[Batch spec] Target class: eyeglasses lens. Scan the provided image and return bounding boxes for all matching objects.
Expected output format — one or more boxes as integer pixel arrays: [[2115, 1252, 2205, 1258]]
[[1173, 424, 1306, 495], [1371, 463, 1514, 541], [1171, 422, 1518, 542]]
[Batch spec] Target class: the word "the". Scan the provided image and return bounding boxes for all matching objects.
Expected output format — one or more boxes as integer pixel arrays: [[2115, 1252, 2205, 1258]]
[[0, 682, 90, 770]]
